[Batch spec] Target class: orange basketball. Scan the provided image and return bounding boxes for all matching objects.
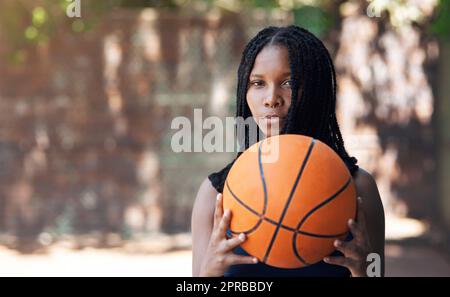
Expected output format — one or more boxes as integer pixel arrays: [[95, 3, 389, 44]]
[[223, 134, 357, 269]]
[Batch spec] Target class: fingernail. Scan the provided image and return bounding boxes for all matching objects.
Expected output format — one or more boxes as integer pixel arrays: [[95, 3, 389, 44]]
[[357, 197, 362, 203], [217, 194, 222, 200], [334, 240, 341, 247], [224, 209, 230, 216], [324, 257, 329, 262], [238, 233, 245, 241], [348, 219, 355, 226], [253, 257, 258, 263]]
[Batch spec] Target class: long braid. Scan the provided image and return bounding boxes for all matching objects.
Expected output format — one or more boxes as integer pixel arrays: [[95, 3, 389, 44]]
[[208, 25, 358, 194]]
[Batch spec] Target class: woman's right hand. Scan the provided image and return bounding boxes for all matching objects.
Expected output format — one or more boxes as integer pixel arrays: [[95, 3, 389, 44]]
[[199, 193, 258, 277]]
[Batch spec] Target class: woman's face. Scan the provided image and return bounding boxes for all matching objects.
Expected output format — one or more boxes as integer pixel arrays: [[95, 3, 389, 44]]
[[246, 45, 292, 138]]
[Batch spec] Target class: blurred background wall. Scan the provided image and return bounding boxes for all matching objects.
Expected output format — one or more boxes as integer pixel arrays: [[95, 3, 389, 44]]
[[0, 0, 449, 275]]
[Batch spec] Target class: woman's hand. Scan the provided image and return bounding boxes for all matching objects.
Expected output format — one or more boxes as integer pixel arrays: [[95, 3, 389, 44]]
[[323, 197, 373, 277], [199, 193, 258, 277]]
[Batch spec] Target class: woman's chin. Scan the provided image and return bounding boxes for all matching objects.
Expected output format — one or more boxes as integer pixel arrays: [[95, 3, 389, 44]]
[[261, 129, 280, 139], [258, 119, 283, 139]]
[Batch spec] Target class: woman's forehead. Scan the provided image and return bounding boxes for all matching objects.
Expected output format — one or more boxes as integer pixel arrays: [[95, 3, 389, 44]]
[[251, 45, 291, 75]]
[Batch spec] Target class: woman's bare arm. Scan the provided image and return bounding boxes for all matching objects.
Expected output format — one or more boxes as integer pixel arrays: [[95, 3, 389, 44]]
[[191, 178, 218, 276], [355, 168, 386, 276], [191, 177, 257, 277], [324, 167, 385, 276]]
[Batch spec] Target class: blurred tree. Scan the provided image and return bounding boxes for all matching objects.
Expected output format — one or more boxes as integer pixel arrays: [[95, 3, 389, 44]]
[[0, 0, 447, 248], [3, 0, 446, 63], [431, 0, 450, 40]]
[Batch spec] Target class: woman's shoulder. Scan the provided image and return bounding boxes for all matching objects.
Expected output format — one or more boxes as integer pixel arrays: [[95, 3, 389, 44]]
[[352, 167, 384, 217], [191, 177, 219, 226], [353, 167, 378, 197], [193, 177, 219, 210], [198, 176, 219, 198]]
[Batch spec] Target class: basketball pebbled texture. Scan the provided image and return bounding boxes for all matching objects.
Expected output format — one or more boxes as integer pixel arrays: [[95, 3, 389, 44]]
[[223, 134, 357, 269]]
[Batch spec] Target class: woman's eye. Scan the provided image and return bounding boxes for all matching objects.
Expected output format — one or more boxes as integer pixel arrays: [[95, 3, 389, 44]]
[[250, 81, 264, 87], [283, 80, 292, 87]]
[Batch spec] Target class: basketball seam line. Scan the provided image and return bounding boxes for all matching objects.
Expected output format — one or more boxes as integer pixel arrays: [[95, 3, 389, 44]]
[[225, 137, 354, 267], [223, 140, 271, 236], [258, 139, 269, 216], [225, 181, 348, 239], [295, 177, 353, 231], [293, 176, 353, 265], [262, 138, 316, 265]]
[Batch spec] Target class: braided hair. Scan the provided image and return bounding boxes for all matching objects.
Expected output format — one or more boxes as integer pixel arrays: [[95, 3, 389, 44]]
[[208, 25, 358, 193]]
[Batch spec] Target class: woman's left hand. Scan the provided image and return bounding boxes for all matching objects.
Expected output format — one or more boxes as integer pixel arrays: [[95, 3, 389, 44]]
[[323, 197, 373, 277]]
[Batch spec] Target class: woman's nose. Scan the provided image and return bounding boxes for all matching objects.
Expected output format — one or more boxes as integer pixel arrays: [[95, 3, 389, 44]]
[[264, 90, 283, 108]]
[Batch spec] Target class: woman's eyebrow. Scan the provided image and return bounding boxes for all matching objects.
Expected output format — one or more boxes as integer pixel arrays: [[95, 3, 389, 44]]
[[250, 72, 291, 78]]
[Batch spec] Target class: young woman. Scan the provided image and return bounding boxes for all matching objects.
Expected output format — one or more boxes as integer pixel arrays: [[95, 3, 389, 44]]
[[191, 25, 385, 277]]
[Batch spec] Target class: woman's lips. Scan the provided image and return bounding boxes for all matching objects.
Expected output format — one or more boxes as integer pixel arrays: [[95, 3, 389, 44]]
[[259, 116, 285, 129], [261, 115, 285, 120]]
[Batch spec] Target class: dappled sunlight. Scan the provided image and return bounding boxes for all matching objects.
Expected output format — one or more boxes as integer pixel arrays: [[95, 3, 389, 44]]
[[0, 244, 192, 277], [336, 0, 439, 232], [0, 0, 448, 277]]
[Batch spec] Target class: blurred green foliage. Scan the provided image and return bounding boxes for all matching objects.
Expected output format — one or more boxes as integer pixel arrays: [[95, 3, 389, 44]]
[[431, 0, 450, 41], [293, 5, 334, 37], [0, 0, 448, 67], [0, 0, 117, 65]]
